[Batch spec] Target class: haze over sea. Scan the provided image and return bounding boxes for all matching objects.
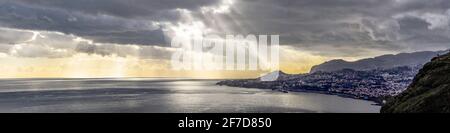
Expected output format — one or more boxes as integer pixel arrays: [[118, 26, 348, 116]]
[[0, 78, 380, 113]]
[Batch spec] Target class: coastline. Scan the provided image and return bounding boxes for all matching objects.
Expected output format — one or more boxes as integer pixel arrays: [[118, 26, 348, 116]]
[[216, 82, 384, 106]]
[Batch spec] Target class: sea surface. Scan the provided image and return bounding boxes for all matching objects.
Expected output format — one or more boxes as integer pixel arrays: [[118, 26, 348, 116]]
[[0, 78, 380, 113]]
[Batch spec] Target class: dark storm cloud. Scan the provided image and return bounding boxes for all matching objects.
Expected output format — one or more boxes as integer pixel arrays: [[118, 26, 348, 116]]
[[13, 0, 221, 18], [0, 0, 222, 46], [194, 0, 450, 56], [0, 1, 171, 45], [0, 0, 449, 57]]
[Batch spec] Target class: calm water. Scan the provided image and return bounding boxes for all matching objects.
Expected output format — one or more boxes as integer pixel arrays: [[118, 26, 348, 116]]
[[0, 78, 380, 113]]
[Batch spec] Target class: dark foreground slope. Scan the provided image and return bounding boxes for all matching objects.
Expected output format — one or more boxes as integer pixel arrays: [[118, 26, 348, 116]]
[[381, 52, 450, 113]]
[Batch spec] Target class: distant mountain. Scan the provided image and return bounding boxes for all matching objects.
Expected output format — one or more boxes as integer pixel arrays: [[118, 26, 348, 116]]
[[381, 52, 450, 113], [310, 50, 448, 73], [258, 71, 290, 81]]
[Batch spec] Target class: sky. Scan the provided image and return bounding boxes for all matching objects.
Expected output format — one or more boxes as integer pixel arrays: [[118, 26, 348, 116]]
[[0, 0, 449, 78]]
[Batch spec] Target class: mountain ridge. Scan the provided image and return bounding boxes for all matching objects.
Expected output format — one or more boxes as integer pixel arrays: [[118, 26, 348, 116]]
[[310, 50, 448, 73]]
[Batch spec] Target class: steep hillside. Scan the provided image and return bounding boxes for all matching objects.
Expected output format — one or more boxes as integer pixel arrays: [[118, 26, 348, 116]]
[[381, 52, 450, 113]]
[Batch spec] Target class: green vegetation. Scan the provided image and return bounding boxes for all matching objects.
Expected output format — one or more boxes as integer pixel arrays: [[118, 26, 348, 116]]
[[381, 52, 450, 113]]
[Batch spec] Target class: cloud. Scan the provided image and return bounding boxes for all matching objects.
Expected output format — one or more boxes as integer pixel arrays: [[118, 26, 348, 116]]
[[12, 0, 221, 18], [0, 27, 175, 59], [0, 0, 449, 58]]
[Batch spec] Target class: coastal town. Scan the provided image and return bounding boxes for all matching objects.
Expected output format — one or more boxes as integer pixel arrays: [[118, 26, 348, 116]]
[[217, 66, 421, 103]]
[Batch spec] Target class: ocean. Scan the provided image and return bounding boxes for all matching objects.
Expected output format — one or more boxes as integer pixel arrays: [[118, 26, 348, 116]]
[[0, 78, 380, 113]]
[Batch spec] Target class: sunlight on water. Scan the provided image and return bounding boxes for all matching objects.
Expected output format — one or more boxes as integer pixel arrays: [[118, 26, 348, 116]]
[[0, 78, 380, 113]]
